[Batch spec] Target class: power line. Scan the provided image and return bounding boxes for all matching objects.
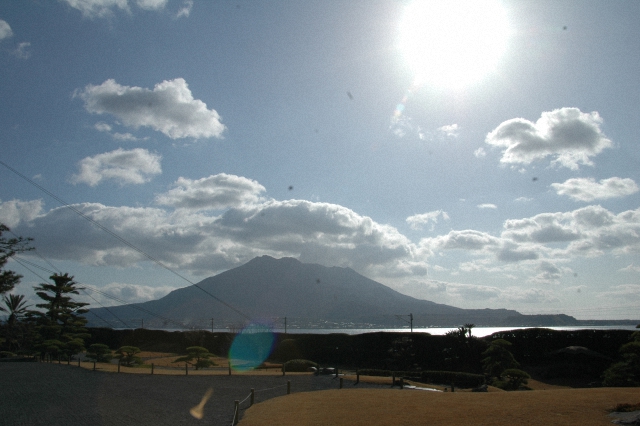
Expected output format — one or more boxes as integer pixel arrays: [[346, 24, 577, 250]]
[[0, 159, 250, 320], [12, 255, 186, 329]]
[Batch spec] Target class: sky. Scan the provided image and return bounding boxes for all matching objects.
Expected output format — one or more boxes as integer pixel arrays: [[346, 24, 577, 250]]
[[0, 0, 639, 321]]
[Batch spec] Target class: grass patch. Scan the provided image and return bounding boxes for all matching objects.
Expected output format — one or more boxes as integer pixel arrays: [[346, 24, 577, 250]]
[[240, 387, 640, 426]]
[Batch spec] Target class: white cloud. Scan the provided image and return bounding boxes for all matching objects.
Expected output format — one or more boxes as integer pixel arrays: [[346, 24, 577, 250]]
[[61, 0, 170, 18], [135, 0, 168, 11], [503, 205, 640, 257], [437, 124, 459, 138], [87, 282, 176, 306], [8, 195, 417, 278], [620, 264, 640, 273], [477, 203, 497, 209], [423, 229, 501, 251], [94, 122, 112, 132], [113, 132, 144, 141], [77, 78, 226, 139], [155, 174, 266, 211], [406, 210, 449, 231], [474, 147, 486, 158], [95, 121, 146, 141], [71, 148, 162, 186], [176, 0, 193, 18], [551, 177, 639, 202], [397, 279, 501, 303], [12, 41, 30, 59], [515, 197, 532, 202], [0, 199, 44, 228], [0, 19, 13, 41], [62, 0, 130, 18], [485, 107, 613, 170]]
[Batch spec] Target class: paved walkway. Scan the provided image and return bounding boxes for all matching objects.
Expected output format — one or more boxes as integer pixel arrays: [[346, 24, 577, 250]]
[[0, 362, 384, 425]]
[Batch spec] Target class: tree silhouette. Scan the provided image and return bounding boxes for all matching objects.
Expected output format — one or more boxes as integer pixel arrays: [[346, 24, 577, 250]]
[[30, 273, 89, 359], [0, 224, 32, 295], [173, 346, 216, 370], [0, 294, 31, 352]]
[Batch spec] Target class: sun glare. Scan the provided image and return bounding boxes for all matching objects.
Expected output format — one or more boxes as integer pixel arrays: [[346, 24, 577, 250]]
[[399, 0, 510, 89]]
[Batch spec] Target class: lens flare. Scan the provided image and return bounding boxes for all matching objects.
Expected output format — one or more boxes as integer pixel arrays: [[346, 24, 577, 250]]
[[228, 322, 276, 372], [190, 388, 213, 420]]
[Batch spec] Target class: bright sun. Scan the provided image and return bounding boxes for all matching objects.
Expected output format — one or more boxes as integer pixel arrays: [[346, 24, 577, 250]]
[[399, 0, 510, 89]]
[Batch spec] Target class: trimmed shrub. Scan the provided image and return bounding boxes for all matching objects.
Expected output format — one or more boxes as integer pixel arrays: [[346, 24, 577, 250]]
[[284, 359, 318, 372]]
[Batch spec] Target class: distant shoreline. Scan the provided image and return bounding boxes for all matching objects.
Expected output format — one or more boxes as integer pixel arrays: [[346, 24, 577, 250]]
[[108, 324, 639, 338]]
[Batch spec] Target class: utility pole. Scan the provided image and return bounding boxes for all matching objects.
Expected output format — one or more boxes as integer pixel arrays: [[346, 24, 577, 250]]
[[395, 313, 413, 332], [284, 316, 287, 334], [211, 318, 214, 334]]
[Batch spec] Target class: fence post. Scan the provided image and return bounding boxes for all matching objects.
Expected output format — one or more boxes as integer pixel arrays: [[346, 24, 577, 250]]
[[287, 380, 291, 395], [228, 361, 232, 376], [392, 372, 395, 387], [400, 378, 404, 389], [233, 400, 239, 425], [335, 368, 338, 378], [451, 382, 455, 392], [250, 388, 254, 406], [78, 357, 81, 367], [340, 377, 343, 389], [282, 363, 286, 376], [151, 363, 154, 375], [118, 360, 121, 373], [356, 369, 360, 384], [185, 363, 188, 376], [93, 361, 96, 371]]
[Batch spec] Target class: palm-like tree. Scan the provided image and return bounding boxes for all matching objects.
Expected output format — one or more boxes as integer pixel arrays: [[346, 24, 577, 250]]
[[1, 294, 31, 327]]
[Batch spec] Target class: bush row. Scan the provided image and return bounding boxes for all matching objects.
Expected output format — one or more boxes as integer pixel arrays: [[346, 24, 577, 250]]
[[357, 368, 485, 388]]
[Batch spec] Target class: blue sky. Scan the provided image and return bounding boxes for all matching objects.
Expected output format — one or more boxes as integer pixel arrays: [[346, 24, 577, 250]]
[[1, 0, 639, 320]]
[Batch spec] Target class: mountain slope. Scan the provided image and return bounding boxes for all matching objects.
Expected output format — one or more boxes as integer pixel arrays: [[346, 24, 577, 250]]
[[87, 256, 522, 328]]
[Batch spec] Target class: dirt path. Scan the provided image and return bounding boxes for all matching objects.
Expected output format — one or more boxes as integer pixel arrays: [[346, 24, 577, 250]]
[[0, 362, 385, 426]]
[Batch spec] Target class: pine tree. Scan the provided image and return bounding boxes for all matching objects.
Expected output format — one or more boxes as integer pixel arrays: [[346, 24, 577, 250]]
[[30, 273, 90, 358]]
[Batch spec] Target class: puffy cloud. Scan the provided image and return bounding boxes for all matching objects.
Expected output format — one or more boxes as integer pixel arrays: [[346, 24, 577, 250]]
[[485, 108, 613, 170], [155, 174, 266, 210], [62, 0, 130, 18], [71, 148, 162, 186], [135, 0, 168, 11], [477, 203, 497, 209], [8, 196, 416, 278], [437, 124, 459, 138], [503, 205, 640, 256], [551, 177, 639, 202], [406, 210, 449, 231], [0, 199, 44, 228], [0, 19, 13, 41], [77, 78, 225, 139], [61, 0, 169, 18], [423, 229, 501, 251]]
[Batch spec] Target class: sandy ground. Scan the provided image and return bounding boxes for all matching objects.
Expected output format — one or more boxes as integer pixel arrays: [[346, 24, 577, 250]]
[[0, 361, 385, 426]]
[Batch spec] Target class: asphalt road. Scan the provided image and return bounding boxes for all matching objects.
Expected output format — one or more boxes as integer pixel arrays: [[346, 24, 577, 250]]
[[0, 362, 384, 426]]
